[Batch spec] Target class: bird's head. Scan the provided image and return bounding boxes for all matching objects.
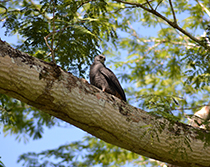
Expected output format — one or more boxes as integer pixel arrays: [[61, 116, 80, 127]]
[[94, 54, 106, 64]]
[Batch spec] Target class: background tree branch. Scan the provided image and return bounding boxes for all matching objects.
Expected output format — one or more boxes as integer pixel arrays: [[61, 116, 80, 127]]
[[113, 0, 209, 49]]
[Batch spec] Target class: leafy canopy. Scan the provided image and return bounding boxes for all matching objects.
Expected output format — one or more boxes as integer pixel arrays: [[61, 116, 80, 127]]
[[1, 0, 210, 166], [1, 0, 117, 77]]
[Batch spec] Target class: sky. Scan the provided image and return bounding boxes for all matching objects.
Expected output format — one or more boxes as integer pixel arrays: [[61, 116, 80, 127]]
[[0, 125, 86, 167]]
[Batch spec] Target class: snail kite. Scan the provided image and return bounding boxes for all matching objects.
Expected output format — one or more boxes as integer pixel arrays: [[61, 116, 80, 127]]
[[89, 55, 126, 102]]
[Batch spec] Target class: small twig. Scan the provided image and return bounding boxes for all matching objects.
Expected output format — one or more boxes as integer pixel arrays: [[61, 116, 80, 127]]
[[127, 20, 139, 39], [144, 42, 163, 55], [51, 1, 55, 63], [110, 0, 156, 14], [111, 0, 156, 14], [44, 17, 87, 41], [143, 0, 155, 6], [44, 24, 71, 52], [146, 0, 154, 10], [155, 0, 163, 10], [44, 36, 52, 52], [168, 0, 177, 24], [44, 0, 56, 63]]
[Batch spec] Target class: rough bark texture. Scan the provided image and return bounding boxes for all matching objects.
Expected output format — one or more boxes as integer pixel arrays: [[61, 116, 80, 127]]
[[0, 39, 210, 167]]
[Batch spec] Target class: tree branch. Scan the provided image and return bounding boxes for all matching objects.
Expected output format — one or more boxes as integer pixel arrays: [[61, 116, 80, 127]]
[[155, 0, 163, 10], [1, 39, 210, 166], [145, 0, 154, 10], [113, 0, 210, 50], [127, 21, 197, 48], [51, 1, 55, 63], [44, 36, 53, 54], [168, 0, 177, 24]]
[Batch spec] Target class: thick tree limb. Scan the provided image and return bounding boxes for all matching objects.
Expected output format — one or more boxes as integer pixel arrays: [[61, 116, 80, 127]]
[[0, 39, 210, 166]]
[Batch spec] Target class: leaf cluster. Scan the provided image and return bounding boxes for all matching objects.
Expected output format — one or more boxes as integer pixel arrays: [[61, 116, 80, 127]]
[[0, 156, 5, 167], [106, 0, 210, 117], [0, 94, 57, 142], [141, 94, 184, 122], [184, 25, 210, 89], [1, 0, 118, 77]]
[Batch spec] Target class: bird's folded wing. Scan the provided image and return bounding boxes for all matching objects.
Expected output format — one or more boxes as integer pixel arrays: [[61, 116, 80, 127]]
[[100, 67, 126, 101]]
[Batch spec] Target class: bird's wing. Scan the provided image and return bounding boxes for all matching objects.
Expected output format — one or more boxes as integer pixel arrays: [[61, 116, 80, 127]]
[[100, 67, 126, 101]]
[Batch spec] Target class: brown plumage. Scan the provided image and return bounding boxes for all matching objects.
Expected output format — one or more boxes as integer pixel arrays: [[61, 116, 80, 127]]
[[89, 55, 126, 101]]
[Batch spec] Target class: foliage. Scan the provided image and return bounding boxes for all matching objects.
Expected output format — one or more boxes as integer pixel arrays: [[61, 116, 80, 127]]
[[1, 0, 117, 77], [17, 135, 165, 167], [105, 0, 210, 118], [1, 0, 210, 166], [0, 94, 57, 143], [17, 136, 139, 167], [0, 156, 5, 167]]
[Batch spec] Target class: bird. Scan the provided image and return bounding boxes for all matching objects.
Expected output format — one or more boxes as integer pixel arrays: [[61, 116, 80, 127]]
[[89, 54, 126, 102]]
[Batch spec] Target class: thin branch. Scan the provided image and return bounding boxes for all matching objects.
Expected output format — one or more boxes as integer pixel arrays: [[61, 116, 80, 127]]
[[168, 0, 177, 24], [127, 19, 197, 48], [146, 0, 154, 10], [111, 6, 136, 14], [51, 1, 55, 63], [44, 0, 57, 63], [154, 39, 196, 48], [144, 42, 163, 55], [112, 0, 156, 13], [43, 16, 90, 42], [27, 0, 55, 58], [110, 0, 155, 14], [44, 36, 52, 53], [44, 24, 71, 51], [113, 0, 210, 50], [195, 0, 210, 18], [155, 0, 163, 10]]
